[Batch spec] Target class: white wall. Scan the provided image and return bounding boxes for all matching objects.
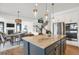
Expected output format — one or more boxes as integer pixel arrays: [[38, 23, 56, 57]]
[[22, 21, 34, 33], [51, 7, 79, 47]]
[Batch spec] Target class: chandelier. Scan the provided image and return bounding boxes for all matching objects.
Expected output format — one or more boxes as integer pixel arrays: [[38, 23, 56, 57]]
[[44, 3, 48, 20], [52, 3, 54, 19], [15, 10, 22, 24], [33, 3, 38, 18], [32, 3, 54, 20]]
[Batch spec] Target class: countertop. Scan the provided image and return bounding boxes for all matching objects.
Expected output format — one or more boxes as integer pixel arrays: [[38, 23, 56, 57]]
[[23, 35, 66, 49]]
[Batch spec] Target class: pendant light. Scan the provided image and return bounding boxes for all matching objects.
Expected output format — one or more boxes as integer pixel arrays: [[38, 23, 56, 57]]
[[15, 10, 22, 24], [33, 3, 38, 18], [44, 3, 48, 20], [52, 3, 54, 19]]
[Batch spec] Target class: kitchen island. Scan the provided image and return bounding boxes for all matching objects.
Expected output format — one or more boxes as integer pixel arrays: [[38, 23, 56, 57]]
[[22, 35, 66, 55]]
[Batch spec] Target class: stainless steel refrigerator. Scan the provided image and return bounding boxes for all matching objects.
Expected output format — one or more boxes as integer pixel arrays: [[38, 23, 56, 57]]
[[52, 22, 65, 35]]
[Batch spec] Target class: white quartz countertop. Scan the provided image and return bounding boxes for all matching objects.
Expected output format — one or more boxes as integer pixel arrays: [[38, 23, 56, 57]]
[[23, 35, 65, 49]]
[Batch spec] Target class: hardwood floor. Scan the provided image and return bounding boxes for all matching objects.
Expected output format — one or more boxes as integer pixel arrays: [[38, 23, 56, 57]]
[[65, 45, 79, 55], [0, 45, 79, 55], [0, 47, 24, 55]]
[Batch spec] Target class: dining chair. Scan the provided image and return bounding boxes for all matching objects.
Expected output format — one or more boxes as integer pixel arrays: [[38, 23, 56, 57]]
[[6, 36, 14, 45], [0, 34, 6, 48], [0, 33, 12, 47]]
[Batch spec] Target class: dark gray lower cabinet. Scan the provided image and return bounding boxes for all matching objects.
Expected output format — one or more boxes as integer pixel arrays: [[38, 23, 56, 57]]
[[23, 38, 66, 55], [23, 40, 29, 55], [30, 43, 45, 55], [23, 40, 45, 55], [46, 46, 61, 55], [60, 38, 66, 55], [45, 41, 61, 55]]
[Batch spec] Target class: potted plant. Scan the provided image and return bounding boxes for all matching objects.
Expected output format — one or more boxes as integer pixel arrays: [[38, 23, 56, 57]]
[[46, 30, 51, 37]]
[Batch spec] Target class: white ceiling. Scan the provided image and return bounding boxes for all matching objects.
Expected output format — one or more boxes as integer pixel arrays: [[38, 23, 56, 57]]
[[0, 3, 79, 19]]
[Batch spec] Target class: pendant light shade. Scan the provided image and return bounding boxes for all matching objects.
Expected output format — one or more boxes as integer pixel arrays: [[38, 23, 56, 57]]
[[44, 10, 48, 20], [15, 19, 22, 24]]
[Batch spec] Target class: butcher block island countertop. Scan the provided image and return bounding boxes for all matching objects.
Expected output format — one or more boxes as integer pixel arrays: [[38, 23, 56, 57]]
[[23, 35, 66, 49]]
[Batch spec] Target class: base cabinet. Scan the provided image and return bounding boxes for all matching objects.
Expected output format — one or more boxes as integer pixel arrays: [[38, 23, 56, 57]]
[[30, 43, 45, 55], [45, 41, 61, 55], [23, 38, 66, 55], [23, 40, 29, 55], [46, 46, 61, 55], [60, 39, 66, 55]]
